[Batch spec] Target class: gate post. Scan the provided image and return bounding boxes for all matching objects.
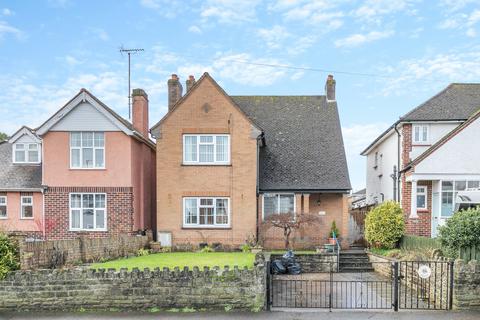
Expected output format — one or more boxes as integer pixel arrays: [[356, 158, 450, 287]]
[[393, 261, 399, 312], [266, 260, 271, 311], [449, 260, 454, 310]]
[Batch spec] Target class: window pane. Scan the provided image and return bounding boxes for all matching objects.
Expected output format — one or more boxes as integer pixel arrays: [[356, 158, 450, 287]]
[[28, 151, 38, 162], [22, 205, 33, 218], [468, 181, 480, 189], [82, 132, 93, 147], [185, 199, 197, 224], [0, 197, 5, 204], [15, 151, 25, 162], [442, 181, 453, 191], [95, 149, 104, 168], [0, 205, 6, 218], [414, 127, 420, 142], [279, 195, 294, 214], [184, 136, 197, 162], [216, 136, 228, 162], [22, 197, 32, 204], [200, 207, 214, 225], [264, 195, 278, 217], [200, 198, 213, 206], [94, 133, 104, 147], [82, 148, 93, 168], [83, 194, 94, 208], [82, 209, 94, 229], [95, 194, 105, 208], [71, 149, 80, 167], [95, 210, 105, 229], [441, 192, 453, 217], [417, 195, 426, 209], [199, 144, 214, 162], [422, 126, 428, 141], [200, 136, 213, 143], [455, 181, 466, 191], [71, 133, 81, 147], [71, 209, 81, 228], [216, 199, 228, 224], [71, 194, 81, 208], [28, 144, 37, 150], [15, 144, 25, 150]]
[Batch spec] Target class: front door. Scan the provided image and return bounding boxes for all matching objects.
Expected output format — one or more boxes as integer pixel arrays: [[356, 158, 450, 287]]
[[431, 192, 440, 237]]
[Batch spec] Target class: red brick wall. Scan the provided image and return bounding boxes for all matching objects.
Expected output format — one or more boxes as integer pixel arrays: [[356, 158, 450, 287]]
[[44, 187, 134, 240], [401, 124, 432, 237]]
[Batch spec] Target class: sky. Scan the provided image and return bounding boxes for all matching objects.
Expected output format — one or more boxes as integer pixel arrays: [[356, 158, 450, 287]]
[[1, 0, 480, 191]]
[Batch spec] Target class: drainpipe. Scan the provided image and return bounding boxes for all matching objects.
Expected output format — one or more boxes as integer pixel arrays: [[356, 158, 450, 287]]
[[394, 123, 402, 203], [255, 134, 264, 243]]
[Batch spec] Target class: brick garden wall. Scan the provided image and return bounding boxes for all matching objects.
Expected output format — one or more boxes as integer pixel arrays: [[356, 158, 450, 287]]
[[0, 254, 267, 312], [18, 234, 150, 270], [44, 187, 134, 240]]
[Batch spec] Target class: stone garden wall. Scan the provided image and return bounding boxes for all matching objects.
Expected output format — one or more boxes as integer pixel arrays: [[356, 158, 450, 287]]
[[269, 253, 338, 273], [453, 259, 480, 310], [0, 254, 267, 312], [17, 233, 150, 270]]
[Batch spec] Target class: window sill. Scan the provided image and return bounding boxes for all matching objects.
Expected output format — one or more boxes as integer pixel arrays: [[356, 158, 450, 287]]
[[417, 209, 429, 212], [20, 217, 34, 220], [0, 217, 8, 220], [69, 168, 106, 171], [412, 143, 431, 147], [182, 226, 231, 230], [182, 163, 231, 167], [69, 229, 108, 232]]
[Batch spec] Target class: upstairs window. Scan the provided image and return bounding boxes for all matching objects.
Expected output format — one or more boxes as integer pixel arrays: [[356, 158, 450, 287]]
[[0, 196, 6, 218], [13, 143, 40, 163], [413, 125, 429, 144], [70, 132, 105, 169], [20, 196, 33, 219], [183, 134, 230, 165]]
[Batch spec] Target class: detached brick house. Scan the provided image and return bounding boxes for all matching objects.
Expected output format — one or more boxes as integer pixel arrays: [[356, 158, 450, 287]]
[[0, 89, 156, 240], [362, 83, 480, 237], [151, 73, 351, 249]]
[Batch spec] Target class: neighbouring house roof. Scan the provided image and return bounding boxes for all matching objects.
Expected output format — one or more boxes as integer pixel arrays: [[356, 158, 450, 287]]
[[403, 108, 480, 172], [361, 83, 480, 155], [232, 96, 351, 192], [0, 141, 42, 191]]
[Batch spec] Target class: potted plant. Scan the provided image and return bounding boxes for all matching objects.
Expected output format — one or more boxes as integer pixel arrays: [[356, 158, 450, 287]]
[[328, 221, 340, 245]]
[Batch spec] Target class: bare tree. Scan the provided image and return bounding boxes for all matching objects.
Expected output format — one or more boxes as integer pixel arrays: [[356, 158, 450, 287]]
[[261, 212, 323, 249]]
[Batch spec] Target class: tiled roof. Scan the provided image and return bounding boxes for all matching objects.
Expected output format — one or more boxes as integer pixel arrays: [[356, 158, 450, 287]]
[[0, 141, 42, 190], [232, 96, 351, 191]]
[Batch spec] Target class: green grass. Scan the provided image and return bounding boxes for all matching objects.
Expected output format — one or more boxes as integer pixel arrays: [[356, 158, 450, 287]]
[[90, 252, 256, 270]]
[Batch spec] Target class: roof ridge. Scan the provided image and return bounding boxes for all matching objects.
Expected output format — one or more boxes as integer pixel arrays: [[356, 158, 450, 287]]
[[400, 83, 453, 120]]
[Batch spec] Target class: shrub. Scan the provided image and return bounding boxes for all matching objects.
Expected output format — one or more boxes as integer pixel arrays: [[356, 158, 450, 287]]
[[329, 221, 340, 238], [438, 207, 480, 258], [0, 233, 20, 279], [365, 201, 405, 249], [241, 244, 251, 253], [200, 245, 214, 253], [137, 248, 151, 256]]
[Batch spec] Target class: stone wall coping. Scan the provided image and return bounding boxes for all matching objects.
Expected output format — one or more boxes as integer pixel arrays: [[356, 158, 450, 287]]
[[367, 251, 397, 262]]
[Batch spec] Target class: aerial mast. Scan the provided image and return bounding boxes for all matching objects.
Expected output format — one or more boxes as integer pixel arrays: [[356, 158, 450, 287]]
[[119, 47, 144, 119]]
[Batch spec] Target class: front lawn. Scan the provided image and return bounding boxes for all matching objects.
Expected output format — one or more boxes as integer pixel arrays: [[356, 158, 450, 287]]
[[91, 252, 256, 270]]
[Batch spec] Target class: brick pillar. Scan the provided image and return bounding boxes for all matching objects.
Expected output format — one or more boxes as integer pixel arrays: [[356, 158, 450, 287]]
[[295, 194, 302, 214], [303, 194, 310, 213]]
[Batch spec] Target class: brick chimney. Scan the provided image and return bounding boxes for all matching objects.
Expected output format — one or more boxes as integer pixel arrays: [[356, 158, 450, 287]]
[[186, 75, 196, 93], [325, 74, 336, 101], [168, 74, 183, 111], [132, 88, 149, 138]]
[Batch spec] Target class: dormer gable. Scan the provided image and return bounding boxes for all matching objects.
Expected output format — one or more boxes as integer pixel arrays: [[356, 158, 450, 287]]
[[8, 126, 42, 164]]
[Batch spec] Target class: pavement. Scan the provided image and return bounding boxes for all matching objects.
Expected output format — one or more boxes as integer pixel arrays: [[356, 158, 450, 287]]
[[1, 310, 480, 320]]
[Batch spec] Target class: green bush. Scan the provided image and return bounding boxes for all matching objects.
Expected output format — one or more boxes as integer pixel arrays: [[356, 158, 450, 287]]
[[0, 233, 19, 279], [438, 207, 480, 258], [200, 245, 214, 253], [365, 201, 405, 249], [241, 244, 251, 253], [329, 221, 340, 238], [137, 248, 151, 256]]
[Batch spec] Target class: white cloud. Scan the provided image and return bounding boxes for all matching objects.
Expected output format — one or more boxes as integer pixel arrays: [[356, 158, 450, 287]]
[[89, 27, 109, 41], [257, 25, 291, 49], [343, 123, 390, 157], [2, 8, 13, 16], [188, 25, 202, 34], [277, 0, 345, 27], [64, 55, 82, 66], [467, 28, 477, 37], [0, 21, 23, 40], [438, 6, 480, 36], [334, 30, 394, 48], [439, 0, 480, 12], [200, 0, 261, 24], [287, 35, 316, 55], [140, 0, 185, 18], [353, 0, 415, 23]]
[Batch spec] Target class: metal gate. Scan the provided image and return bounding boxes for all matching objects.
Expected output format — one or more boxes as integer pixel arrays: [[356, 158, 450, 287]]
[[267, 260, 453, 311]]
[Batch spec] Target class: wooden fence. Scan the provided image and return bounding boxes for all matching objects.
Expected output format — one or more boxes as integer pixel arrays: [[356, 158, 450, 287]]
[[459, 245, 480, 262], [399, 235, 441, 251]]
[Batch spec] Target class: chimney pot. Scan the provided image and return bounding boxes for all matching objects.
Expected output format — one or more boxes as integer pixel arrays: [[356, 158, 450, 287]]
[[325, 75, 336, 101], [132, 88, 149, 138], [168, 74, 183, 111], [186, 75, 196, 93]]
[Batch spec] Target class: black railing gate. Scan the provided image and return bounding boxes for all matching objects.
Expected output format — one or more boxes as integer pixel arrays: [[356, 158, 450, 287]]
[[268, 260, 453, 311]]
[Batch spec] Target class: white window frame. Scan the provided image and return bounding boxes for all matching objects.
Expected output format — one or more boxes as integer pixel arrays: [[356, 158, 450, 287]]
[[70, 132, 105, 169], [182, 197, 230, 228], [20, 196, 33, 219], [13, 143, 41, 164], [262, 193, 296, 220], [183, 134, 230, 165], [69, 193, 107, 231], [0, 196, 7, 219], [417, 186, 427, 210], [413, 124, 429, 144]]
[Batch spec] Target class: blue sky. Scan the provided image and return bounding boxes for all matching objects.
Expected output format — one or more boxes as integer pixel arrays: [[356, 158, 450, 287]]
[[1, 0, 480, 191]]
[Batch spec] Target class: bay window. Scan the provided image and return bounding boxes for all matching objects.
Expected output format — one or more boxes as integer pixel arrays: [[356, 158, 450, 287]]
[[183, 134, 230, 164], [263, 194, 295, 219], [13, 143, 40, 163], [70, 132, 105, 169], [70, 193, 107, 231], [441, 180, 480, 217], [183, 197, 230, 227]]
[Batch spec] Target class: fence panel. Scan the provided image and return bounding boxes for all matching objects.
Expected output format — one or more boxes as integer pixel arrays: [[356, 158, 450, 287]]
[[459, 245, 480, 262]]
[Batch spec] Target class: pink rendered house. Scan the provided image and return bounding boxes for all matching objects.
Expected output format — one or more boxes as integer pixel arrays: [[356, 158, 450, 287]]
[[0, 88, 156, 240]]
